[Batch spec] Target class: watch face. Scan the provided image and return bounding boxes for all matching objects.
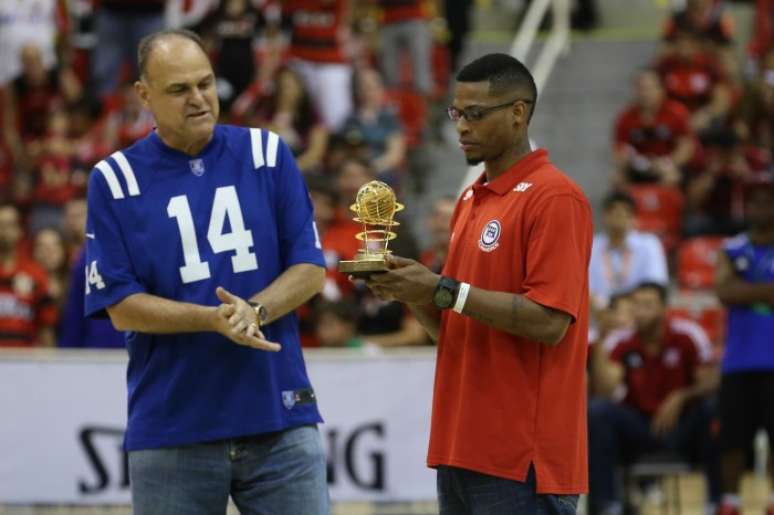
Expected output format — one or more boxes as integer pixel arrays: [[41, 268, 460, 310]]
[[435, 289, 454, 308]]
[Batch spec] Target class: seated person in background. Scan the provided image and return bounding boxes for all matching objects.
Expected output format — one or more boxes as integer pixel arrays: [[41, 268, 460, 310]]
[[32, 227, 69, 315], [589, 192, 668, 322], [62, 195, 87, 263], [613, 69, 696, 186], [104, 82, 155, 151], [0, 203, 56, 347], [420, 196, 456, 274], [250, 67, 328, 173], [339, 67, 406, 183], [58, 246, 125, 349], [662, 0, 734, 53], [684, 129, 771, 236], [589, 292, 635, 396], [588, 282, 720, 515], [736, 47, 774, 155], [656, 28, 735, 135], [314, 300, 364, 348]]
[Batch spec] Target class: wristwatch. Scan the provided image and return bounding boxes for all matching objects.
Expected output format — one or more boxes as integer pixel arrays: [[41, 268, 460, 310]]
[[248, 301, 269, 326], [432, 276, 460, 310]]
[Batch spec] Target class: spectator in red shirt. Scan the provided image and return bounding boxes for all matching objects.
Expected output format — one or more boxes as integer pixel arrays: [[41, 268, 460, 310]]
[[662, 0, 735, 51], [685, 128, 771, 236], [736, 47, 774, 155], [420, 195, 456, 273], [588, 282, 719, 515], [105, 82, 155, 151], [0, 203, 56, 347], [250, 67, 329, 173], [656, 29, 735, 134], [613, 69, 696, 186], [364, 53, 592, 513], [32, 226, 69, 317]]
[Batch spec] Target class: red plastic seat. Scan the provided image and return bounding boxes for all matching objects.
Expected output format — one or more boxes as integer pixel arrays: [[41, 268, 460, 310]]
[[628, 184, 685, 252], [676, 236, 725, 290]]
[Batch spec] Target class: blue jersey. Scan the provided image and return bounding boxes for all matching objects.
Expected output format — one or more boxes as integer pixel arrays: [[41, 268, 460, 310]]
[[84, 125, 325, 451], [721, 233, 774, 373]]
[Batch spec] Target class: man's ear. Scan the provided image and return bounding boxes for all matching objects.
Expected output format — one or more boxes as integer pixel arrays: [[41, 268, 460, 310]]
[[134, 80, 150, 109]]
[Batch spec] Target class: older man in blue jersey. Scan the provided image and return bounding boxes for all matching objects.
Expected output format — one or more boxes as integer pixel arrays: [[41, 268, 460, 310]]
[[84, 29, 329, 515], [715, 175, 774, 515]]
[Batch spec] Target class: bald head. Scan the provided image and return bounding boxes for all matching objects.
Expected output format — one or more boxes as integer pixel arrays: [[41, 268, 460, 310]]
[[138, 29, 207, 81]]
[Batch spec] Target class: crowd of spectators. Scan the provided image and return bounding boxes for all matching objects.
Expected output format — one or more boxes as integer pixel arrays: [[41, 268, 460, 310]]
[[589, 1, 774, 513], [0, 0, 475, 350]]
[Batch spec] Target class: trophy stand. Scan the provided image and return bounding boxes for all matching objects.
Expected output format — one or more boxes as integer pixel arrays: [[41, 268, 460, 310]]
[[338, 181, 404, 278]]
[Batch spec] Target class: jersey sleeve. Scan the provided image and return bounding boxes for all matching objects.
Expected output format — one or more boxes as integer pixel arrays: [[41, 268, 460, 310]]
[[522, 193, 593, 321], [84, 169, 147, 319], [274, 138, 326, 269]]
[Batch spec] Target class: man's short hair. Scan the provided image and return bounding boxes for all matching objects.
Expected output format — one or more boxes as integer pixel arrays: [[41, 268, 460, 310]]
[[602, 191, 637, 214], [456, 53, 538, 122], [634, 281, 669, 304], [137, 29, 206, 80]]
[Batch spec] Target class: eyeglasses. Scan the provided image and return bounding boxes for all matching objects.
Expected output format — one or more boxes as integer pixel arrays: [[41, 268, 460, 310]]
[[447, 98, 534, 122]]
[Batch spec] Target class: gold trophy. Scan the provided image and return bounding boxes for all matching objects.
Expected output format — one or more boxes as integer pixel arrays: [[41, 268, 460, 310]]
[[338, 180, 404, 278]]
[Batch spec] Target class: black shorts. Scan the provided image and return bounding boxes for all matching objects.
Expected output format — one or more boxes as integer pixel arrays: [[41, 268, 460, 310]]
[[718, 371, 774, 451]]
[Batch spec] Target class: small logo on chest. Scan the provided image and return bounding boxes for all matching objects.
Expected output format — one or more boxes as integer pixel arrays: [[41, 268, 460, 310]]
[[189, 159, 205, 176], [479, 220, 502, 252], [514, 182, 533, 192]]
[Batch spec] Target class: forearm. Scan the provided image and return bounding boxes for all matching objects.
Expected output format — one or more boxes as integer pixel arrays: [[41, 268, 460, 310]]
[[716, 280, 774, 306], [249, 263, 325, 323], [461, 287, 569, 345], [406, 302, 441, 342], [107, 292, 217, 333], [671, 137, 694, 167]]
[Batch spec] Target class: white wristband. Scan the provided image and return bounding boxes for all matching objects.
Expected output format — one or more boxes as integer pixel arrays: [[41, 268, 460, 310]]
[[452, 282, 471, 314]]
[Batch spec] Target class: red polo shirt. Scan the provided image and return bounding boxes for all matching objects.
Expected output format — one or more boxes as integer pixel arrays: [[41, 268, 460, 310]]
[[428, 149, 593, 494], [604, 317, 713, 416], [614, 99, 693, 158]]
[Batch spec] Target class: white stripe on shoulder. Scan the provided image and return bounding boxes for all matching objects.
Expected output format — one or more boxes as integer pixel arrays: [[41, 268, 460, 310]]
[[670, 318, 713, 363], [95, 160, 124, 199], [266, 131, 279, 167], [110, 151, 140, 196], [724, 234, 749, 251], [602, 327, 636, 353], [250, 128, 264, 169]]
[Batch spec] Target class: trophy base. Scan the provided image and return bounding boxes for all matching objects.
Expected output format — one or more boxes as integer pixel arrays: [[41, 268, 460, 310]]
[[338, 259, 389, 278]]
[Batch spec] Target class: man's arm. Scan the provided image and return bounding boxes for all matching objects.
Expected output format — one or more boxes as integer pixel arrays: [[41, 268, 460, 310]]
[[715, 252, 774, 306], [248, 263, 325, 324], [106, 293, 220, 334], [365, 256, 572, 346], [460, 288, 571, 345]]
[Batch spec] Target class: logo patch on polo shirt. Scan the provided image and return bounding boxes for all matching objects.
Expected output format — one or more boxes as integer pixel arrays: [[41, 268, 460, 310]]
[[479, 220, 501, 252]]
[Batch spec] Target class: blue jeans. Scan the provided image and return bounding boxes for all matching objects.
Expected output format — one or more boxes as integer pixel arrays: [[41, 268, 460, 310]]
[[128, 425, 330, 515], [437, 465, 579, 515]]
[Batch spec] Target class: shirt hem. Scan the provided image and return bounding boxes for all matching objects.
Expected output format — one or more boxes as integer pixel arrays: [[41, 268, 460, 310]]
[[426, 455, 586, 495]]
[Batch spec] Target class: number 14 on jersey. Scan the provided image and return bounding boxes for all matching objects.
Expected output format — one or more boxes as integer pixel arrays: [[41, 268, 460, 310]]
[[167, 186, 258, 284]]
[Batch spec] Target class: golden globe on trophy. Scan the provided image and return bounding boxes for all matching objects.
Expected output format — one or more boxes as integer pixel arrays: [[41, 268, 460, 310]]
[[338, 180, 404, 278]]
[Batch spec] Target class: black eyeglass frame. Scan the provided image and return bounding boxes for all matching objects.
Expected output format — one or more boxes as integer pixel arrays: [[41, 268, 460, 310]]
[[447, 98, 534, 122]]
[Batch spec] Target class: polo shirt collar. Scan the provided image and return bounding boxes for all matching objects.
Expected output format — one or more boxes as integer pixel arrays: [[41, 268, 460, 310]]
[[473, 149, 550, 196]]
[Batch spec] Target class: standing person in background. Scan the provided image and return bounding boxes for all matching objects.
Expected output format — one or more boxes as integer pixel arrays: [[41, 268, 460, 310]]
[[285, 0, 353, 131], [0, 203, 56, 347], [363, 53, 592, 514], [376, 0, 435, 98], [91, 0, 166, 96], [84, 29, 329, 514], [714, 176, 774, 515]]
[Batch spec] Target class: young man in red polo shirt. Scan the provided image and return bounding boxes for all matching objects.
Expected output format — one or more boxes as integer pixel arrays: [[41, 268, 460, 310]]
[[365, 53, 592, 514], [589, 282, 719, 515]]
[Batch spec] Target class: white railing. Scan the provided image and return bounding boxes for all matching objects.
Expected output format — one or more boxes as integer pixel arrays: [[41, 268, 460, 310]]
[[460, 0, 570, 192]]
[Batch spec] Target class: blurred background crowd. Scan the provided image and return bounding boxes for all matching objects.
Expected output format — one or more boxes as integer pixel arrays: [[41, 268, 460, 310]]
[[1, 0, 773, 511]]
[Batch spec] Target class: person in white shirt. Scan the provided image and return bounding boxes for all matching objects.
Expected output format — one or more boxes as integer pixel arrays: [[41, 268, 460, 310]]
[[589, 191, 668, 313]]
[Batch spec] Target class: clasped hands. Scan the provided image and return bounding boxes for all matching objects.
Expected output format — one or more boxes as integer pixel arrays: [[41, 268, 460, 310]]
[[213, 286, 281, 352]]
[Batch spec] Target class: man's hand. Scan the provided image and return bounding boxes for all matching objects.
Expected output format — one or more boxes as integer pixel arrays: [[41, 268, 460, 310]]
[[651, 390, 686, 436], [361, 255, 439, 305], [214, 287, 280, 352]]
